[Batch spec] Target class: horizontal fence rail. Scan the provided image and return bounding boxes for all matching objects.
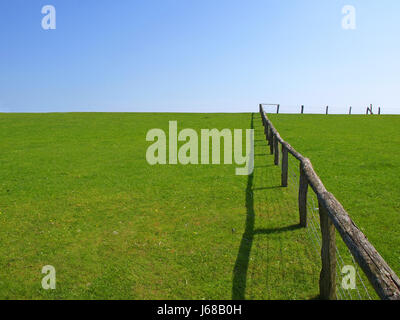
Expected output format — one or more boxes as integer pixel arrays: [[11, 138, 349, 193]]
[[259, 104, 400, 300]]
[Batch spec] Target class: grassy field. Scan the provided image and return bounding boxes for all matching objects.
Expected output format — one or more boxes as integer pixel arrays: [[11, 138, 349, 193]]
[[1, 112, 396, 300], [268, 114, 400, 280], [0, 112, 320, 300]]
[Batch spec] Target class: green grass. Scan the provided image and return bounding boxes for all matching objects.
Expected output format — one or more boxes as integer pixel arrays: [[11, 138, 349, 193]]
[[0, 112, 320, 300], [3, 112, 394, 300], [268, 114, 400, 282]]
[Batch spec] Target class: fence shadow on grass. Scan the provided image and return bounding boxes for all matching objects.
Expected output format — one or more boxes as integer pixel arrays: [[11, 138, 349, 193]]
[[231, 113, 301, 300]]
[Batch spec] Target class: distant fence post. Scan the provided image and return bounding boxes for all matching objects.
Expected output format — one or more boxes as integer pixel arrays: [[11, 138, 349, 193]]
[[298, 164, 308, 227], [301, 105, 304, 114], [370, 104, 373, 114], [264, 117, 269, 140], [378, 107, 381, 115], [281, 145, 288, 187], [269, 128, 274, 154], [260, 105, 265, 125], [273, 135, 279, 165], [319, 200, 337, 300], [326, 106, 329, 115], [349, 106, 352, 115], [276, 104, 280, 114]]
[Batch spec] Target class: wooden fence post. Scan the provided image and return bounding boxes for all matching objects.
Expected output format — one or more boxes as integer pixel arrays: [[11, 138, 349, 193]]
[[269, 128, 274, 154], [301, 105, 304, 114], [276, 104, 280, 114], [326, 106, 329, 115], [349, 106, 352, 115], [281, 145, 288, 187], [378, 107, 381, 115], [273, 135, 279, 165], [299, 164, 308, 227], [319, 199, 337, 300]]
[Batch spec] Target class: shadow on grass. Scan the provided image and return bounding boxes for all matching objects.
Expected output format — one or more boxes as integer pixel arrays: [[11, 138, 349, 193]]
[[231, 113, 301, 300], [253, 224, 301, 235], [253, 164, 275, 169], [252, 186, 282, 191]]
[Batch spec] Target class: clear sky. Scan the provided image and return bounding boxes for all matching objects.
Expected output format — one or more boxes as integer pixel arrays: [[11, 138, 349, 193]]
[[1, 0, 400, 114]]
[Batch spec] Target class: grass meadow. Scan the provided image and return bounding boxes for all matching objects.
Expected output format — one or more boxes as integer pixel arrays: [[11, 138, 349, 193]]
[[0, 113, 321, 299], [0, 112, 398, 299]]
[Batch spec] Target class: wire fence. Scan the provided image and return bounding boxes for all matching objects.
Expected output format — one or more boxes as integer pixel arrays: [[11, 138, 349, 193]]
[[261, 104, 394, 115], [269, 115, 379, 300]]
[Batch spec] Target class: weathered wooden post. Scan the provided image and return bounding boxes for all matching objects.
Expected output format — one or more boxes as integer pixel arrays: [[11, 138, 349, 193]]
[[264, 123, 268, 140], [298, 163, 308, 227], [326, 106, 329, 115], [281, 145, 288, 187], [349, 106, 352, 115], [370, 104, 373, 114], [273, 135, 279, 165], [378, 107, 381, 115], [276, 104, 280, 114], [264, 117, 269, 140], [260, 106, 265, 126], [301, 105, 304, 114], [319, 200, 337, 300], [366, 107, 369, 115], [269, 128, 274, 154]]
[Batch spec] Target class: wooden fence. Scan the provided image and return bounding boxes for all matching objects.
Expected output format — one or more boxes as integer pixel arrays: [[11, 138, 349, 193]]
[[259, 104, 400, 300], [262, 103, 382, 115]]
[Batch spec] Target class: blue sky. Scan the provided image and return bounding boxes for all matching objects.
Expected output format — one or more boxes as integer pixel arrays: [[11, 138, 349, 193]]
[[1, 0, 400, 113]]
